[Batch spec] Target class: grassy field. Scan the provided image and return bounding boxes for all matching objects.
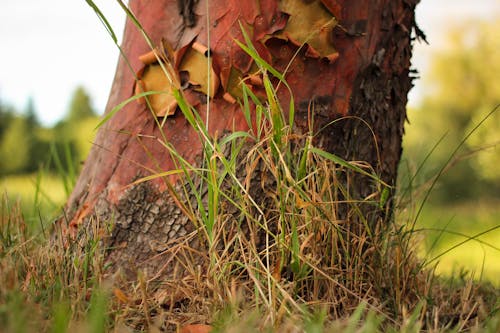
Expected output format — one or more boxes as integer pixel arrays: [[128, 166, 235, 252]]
[[413, 201, 500, 286], [0, 173, 67, 228]]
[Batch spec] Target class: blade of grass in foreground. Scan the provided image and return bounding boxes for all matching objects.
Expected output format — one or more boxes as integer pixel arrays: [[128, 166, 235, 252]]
[[424, 224, 500, 266], [85, 0, 118, 43], [95, 91, 171, 130], [309, 147, 388, 186]]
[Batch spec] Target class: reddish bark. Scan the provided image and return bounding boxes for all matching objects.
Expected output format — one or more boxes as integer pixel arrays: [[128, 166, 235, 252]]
[[64, 0, 419, 279]]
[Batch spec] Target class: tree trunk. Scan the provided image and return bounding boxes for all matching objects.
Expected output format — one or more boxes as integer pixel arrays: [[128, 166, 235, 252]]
[[63, 0, 418, 290]]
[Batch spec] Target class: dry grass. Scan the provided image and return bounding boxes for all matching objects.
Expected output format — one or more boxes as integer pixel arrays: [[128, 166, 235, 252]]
[[2, 85, 499, 333], [2, 122, 499, 332]]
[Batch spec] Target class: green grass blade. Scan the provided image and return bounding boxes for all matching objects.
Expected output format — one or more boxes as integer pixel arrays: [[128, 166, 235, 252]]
[[84, 0, 118, 43], [309, 147, 388, 186], [219, 131, 252, 147], [95, 91, 169, 130], [50, 143, 71, 197], [425, 224, 500, 266], [173, 89, 198, 129], [130, 169, 186, 186], [411, 104, 500, 230], [63, 141, 76, 189], [116, 0, 154, 48], [236, 22, 285, 82]]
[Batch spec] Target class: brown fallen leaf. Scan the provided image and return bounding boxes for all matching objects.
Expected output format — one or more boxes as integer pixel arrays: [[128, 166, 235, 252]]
[[180, 324, 212, 333]]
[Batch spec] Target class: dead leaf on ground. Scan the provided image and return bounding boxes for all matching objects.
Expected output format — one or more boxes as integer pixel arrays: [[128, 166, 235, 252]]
[[180, 324, 212, 333]]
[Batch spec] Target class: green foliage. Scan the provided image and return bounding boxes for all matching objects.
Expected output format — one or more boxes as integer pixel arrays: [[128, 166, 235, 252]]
[[0, 99, 15, 137], [467, 105, 500, 181], [65, 86, 97, 122], [0, 173, 67, 229], [0, 116, 31, 174], [403, 19, 500, 202], [0, 86, 98, 176], [55, 86, 99, 167], [24, 97, 39, 130], [0, 101, 58, 176]]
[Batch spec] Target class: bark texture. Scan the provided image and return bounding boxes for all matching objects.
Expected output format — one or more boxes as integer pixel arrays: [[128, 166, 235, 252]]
[[63, 0, 419, 281]]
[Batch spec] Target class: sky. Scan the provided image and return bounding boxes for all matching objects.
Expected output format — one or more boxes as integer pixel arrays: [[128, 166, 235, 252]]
[[0, 0, 498, 126]]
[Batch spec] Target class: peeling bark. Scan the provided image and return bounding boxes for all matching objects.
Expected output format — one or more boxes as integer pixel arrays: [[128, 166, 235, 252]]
[[63, 0, 419, 284]]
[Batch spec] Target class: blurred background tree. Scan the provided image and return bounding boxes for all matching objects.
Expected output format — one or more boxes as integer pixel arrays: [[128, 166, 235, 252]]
[[65, 86, 97, 122], [402, 19, 500, 203], [0, 115, 31, 174], [0, 86, 99, 218], [54, 85, 99, 170], [0, 98, 15, 145], [24, 97, 48, 174], [0, 86, 98, 176]]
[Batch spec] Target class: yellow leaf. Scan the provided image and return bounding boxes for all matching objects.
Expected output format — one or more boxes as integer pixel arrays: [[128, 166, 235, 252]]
[[277, 0, 338, 60], [179, 45, 220, 98], [140, 64, 178, 117]]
